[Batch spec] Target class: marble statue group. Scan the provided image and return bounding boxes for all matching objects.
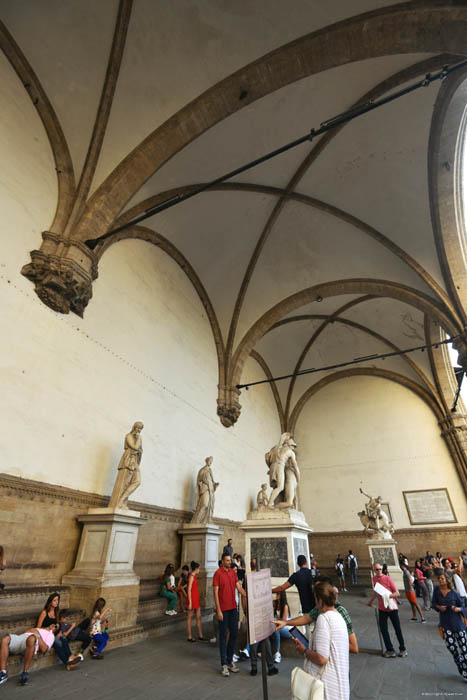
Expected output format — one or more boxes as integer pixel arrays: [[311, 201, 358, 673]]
[[358, 487, 394, 539]]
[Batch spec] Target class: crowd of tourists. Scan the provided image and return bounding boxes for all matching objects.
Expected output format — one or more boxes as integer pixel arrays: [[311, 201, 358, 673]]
[[0, 590, 111, 687], [2, 541, 467, 695]]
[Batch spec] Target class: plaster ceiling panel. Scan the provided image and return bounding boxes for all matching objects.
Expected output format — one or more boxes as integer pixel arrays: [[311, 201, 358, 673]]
[[120, 53, 429, 211], [283, 295, 371, 320], [339, 297, 433, 378], [94, 0, 407, 189], [253, 318, 325, 405], [1, 0, 118, 178], [234, 199, 435, 344], [141, 190, 276, 339], [289, 320, 429, 410], [299, 80, 445, 287]]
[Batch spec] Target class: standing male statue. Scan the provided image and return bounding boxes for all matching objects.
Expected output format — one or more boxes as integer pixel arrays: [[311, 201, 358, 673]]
[[191, 456, 219, 524], [266, 432, 300, 508], [109, 422, 144, 510]]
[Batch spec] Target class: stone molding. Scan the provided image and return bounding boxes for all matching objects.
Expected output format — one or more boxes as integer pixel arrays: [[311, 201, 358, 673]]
[[310, 525, 467, 538], [0, 472, 241, 528]]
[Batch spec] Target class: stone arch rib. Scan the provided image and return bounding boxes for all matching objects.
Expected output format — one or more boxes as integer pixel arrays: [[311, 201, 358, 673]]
[[0, 19, 75, 233], [74, 2, 467, 242], [230, 279, 460, 390], [250, 350, 285, 432], [113, 183, 461, 323], [288, 367, 444, 434], [95, 225, 226, 385]]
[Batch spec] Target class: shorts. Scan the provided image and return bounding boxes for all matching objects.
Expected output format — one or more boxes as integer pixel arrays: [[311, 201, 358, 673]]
[[8, 633, 33, 655], [405, 591, 417, 604]]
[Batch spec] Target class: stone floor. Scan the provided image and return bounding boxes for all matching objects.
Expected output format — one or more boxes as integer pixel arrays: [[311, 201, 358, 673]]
[[1, 591, 466, 699]]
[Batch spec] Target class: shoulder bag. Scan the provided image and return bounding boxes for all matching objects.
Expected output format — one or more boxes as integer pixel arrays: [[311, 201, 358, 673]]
[[291, 614, 332, 700]]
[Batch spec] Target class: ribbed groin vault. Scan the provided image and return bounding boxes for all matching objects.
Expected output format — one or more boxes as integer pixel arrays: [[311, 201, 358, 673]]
[[1, 1, 467, 559]]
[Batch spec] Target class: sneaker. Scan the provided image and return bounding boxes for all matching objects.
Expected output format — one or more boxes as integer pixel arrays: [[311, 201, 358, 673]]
[[221, 665, 229, 677], [232, 653, 239, 662], [228, 662, 240, 673], [398, 651, 408, 657], [171, 610, 178, 615], [250, 668, 257, 676], [383, 650, 396, 658], [198, 637, 209, 643], [187, 638, 196, 643], [165, 610, 172, 616], [0, 671, 8, 686], [240, 647, 250, 658], [19, 671, 29, 686], [344, 588, 348, 592], [421, 619, 427, 624], [268, 667, 279, 676], [209, 637, 217, 643], [273, 651, 281, 663]]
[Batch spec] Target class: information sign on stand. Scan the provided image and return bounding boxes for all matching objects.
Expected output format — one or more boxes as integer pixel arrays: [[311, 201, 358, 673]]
[[246, 569, 275, 700], [246, 569, 275, 644]]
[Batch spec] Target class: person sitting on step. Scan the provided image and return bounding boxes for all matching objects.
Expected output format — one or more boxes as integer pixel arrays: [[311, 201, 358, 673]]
[[89, 598, 111, 659], [160, 564, 178, 616], [0, 623, 56, 686], [37, 592, 83, 670]]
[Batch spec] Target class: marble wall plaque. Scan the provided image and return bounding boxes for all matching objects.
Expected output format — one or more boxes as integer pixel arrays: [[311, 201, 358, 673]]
[[251, 537, 288, 577], [293, 536, 308, 563], [403, 489, 456, 525], [370, 547, 396, 567]]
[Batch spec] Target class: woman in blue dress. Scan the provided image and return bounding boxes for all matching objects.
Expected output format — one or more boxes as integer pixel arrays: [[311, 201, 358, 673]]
[[432, 573, 467, 682]]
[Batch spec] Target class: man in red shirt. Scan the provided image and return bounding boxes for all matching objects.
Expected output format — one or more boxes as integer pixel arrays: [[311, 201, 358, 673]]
[[213, 553, 246, 676], [368, 562, 407, 658]]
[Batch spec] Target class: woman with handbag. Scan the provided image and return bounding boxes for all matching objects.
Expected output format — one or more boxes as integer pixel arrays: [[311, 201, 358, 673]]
[[276, 581, 349, 700], [432, 573, 467, 682]]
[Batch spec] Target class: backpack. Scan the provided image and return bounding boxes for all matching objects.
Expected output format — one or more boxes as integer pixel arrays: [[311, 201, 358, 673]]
[[349, 555, 357, 569]]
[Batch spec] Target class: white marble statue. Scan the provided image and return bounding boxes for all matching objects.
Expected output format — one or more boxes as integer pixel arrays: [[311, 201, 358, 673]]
[[256, 483, 269, 508], [358, 488, 394, 539], [191, 456, 219, 524], [266, 432, 300, 509], [108, 422, 144, 510]]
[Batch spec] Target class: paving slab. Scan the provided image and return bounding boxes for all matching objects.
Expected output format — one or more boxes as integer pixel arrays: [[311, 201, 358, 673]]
[[1, 591, 466, 699]]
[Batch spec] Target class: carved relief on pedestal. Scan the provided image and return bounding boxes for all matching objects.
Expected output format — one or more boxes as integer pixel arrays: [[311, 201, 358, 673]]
[[21, 232, 98, 317], [217, 384, 241, 427]]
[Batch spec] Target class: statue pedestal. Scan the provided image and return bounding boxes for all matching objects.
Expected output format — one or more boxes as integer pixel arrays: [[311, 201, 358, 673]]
[[240, 507, 313, 617], [178, 523, 224, 608], [366, 537, 403, 589], [63, 508, 145, 629]]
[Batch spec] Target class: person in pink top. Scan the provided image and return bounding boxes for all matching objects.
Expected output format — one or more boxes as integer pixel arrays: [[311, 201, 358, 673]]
[[367, 562, 407, 658], [0, 623, 56, 686]]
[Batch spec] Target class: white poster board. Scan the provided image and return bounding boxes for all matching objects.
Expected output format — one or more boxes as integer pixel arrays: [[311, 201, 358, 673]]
[[246, 569, 275, 645]]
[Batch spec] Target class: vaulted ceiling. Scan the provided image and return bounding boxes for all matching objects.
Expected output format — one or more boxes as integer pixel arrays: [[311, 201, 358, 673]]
[[2, 0, 467, 431]]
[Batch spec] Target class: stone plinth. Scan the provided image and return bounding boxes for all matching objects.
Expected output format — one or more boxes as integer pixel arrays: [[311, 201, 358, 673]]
[[240, 507, 313, 617], [63, 508, 145, 629], [178, 522, 224, 608], [366, 537, 403, 589]]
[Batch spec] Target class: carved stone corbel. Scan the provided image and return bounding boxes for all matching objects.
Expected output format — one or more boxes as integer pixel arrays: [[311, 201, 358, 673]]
[[21, 232, 98, 317], [217, 384, 241, 427]]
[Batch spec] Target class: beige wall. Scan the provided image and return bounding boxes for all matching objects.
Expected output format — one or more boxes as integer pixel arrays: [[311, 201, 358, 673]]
[[0, 51, 280, 523], [296, 376, 467, 532]]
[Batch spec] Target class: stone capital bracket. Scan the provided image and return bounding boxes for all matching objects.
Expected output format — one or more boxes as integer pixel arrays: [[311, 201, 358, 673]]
[[217, 384, 241, 427], [21, 232, 98, 317]]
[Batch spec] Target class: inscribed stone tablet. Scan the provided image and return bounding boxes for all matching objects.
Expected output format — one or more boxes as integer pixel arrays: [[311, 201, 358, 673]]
[[371, 547, 395, 567], [251, 537, 288, 577]]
